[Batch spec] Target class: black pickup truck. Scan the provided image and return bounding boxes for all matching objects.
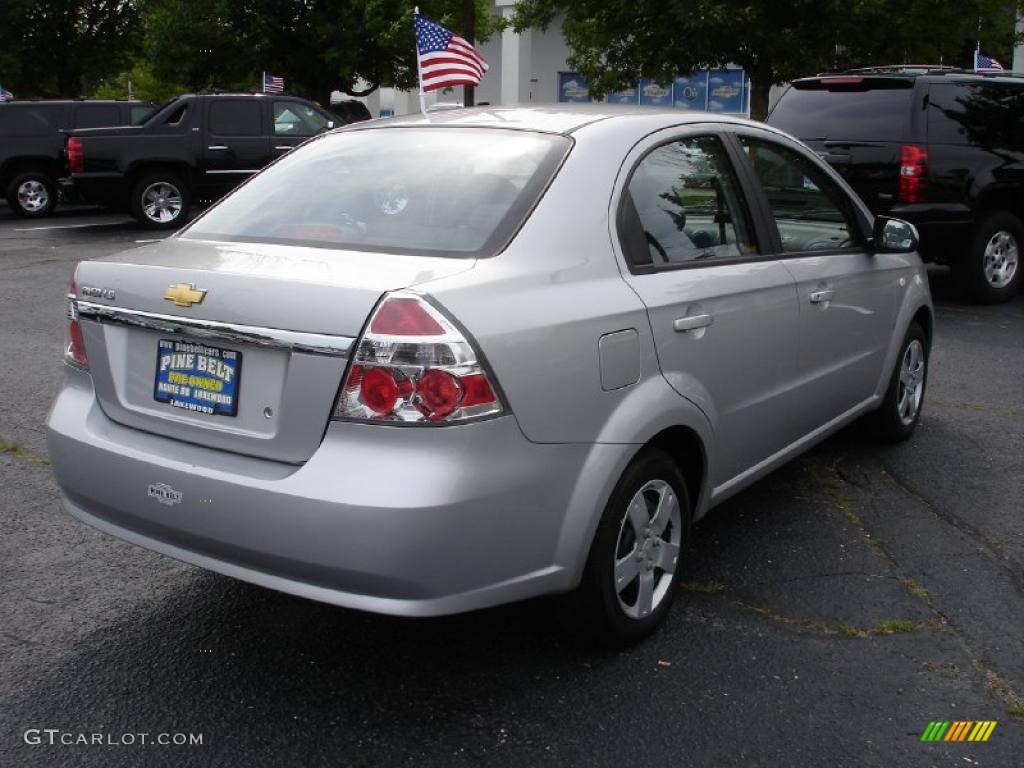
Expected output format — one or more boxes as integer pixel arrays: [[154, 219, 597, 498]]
[[0, 99, 155, 217], [67, 93, 340, 228]]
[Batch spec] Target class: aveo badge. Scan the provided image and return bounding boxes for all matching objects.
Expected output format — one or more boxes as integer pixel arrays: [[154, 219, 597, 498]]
[[148, 482, 183, 506]]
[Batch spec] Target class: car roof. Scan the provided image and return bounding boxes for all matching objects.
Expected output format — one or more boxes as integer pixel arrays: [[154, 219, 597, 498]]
[[795, 70, 1024, 87], [369, 105, 768, 136]]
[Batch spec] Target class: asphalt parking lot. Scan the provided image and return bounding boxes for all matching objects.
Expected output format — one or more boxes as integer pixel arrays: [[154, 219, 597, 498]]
[[0, 206, 1021, 767]]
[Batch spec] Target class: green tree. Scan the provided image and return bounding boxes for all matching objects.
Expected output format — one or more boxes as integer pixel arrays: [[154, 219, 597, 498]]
[[142, 0, 498, 106], [513, 0, 1023, 119], [0, 0, 140, 97]]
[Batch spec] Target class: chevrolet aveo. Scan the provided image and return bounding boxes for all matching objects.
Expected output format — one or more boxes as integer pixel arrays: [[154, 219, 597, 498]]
[[47, 107, 932, 644]]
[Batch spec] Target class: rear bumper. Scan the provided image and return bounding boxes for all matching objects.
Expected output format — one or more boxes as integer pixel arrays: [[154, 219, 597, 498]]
[[46, 368, 632, 616]]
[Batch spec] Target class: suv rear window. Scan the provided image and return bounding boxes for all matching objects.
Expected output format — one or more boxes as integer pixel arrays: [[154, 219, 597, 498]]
[[768, 79, 915, 142], [183, 128, 570, 257], [927, 82, 1024, 147]]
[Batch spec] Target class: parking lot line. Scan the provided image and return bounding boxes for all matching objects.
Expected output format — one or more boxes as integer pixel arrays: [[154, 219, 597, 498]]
[[13, 222, 124, 232]]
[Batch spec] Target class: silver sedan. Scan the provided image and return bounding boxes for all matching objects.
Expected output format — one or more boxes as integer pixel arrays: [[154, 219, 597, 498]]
[[47, 107, 932, 644]]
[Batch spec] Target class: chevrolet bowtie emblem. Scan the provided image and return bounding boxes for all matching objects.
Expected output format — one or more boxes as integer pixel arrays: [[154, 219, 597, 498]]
[[164, 282, 207, 308]]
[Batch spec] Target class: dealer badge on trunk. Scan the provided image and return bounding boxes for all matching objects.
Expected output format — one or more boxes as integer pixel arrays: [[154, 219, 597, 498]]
[[148, 482, 183, 506]]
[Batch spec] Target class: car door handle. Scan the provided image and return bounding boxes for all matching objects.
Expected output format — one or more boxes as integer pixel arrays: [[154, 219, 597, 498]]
[[673, 314, 714, 332], [809, 289, 835, 304], [274, 145, 294, 151], [207, 145, 229, 151]]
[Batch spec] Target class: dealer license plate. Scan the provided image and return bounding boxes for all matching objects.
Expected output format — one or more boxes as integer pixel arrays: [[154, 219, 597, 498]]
[[153, 339, 242, 417]]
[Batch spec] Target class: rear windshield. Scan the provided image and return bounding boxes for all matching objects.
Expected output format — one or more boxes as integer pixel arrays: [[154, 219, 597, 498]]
[[183, 127, 570, 257], [768, 80, 915, 142]]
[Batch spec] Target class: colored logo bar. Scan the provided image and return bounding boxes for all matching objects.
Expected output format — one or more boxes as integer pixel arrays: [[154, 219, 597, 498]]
[[920, 721, 997, 742]]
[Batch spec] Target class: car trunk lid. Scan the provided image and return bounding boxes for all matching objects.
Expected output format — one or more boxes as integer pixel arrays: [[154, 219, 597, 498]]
[[75, 237, 474, 463]]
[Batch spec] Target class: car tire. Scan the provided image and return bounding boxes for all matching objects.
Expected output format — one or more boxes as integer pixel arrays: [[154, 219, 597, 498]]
[[957, 211, 1023, 304], [565, 448, 691, 646], [130, 172, 190, 229], [865, 322, 928, 443], [6, 171, 58, 218]]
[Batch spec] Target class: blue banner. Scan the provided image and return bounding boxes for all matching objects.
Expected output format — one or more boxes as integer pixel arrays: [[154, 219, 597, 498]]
[[672, 73, 708, 111], [558, 72, 592, 103], [606, 83, 639, 104], [639, 78, 672, 107], [707, 69, 745, 113]]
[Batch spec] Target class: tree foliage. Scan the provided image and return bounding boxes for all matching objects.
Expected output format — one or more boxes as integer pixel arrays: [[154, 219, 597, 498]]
[[513, 0, 1024, 118], [0, 0, 140, 97], [141, 0, 497, 106]]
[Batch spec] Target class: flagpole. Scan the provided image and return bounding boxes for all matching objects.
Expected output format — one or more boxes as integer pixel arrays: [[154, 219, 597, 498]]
[[262, 72, 266, 94], [414, 7, 428, 117]]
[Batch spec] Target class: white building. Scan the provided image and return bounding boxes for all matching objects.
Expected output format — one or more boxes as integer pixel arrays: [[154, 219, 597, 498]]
[[355, 1, 750, 118]]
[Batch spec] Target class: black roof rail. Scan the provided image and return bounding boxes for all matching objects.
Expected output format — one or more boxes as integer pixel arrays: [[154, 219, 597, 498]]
[[813, 65, 1024, 79]]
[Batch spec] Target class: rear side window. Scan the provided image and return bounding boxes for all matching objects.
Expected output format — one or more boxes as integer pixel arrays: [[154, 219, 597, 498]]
[[0, 106, 62, 137], [622, 135, 756, 267], [209, 100, 262, 136], [768, 81, 914, 142], [131, 104, 156, 125], [927, 83, 1024, 147], [183, 128, 570, 257], [73, 104, 121, 129]]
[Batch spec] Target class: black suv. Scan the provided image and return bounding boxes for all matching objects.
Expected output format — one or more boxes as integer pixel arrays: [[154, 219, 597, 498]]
[[767, 68, 1024, 303], [67, 93, 340, 229], [0, 100, 155, 218]]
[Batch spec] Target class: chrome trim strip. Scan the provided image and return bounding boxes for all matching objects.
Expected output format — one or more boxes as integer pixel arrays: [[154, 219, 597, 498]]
[[204, 169, 260, 174], [74, 300, 353, 357]]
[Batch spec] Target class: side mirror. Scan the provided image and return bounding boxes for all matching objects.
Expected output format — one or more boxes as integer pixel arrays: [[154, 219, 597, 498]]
[[872, 216, 919, 253]]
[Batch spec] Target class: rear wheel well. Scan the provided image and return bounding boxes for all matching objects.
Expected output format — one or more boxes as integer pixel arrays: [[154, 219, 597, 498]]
[[1, 158, 60, 191], [645, 426, 706, 513], [127, 162, 191, 192], [911, 306, 933, 350]]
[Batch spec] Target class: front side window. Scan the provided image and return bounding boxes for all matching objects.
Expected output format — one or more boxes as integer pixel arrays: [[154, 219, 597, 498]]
[[183, 128, 570, 257], [209, 100, 262, 136], [273, 102, 329, 136], [740, 137, 861, 252], [623, 135, 756, 267]]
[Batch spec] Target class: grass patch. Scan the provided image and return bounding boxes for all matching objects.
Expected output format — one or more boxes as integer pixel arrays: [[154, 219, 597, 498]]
[[0, 440, 50, 466], [901, 578, 932, 602], [872, 619, 918, 635]]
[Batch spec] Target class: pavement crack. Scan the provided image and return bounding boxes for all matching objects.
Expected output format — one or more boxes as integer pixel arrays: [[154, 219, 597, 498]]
[[878, 460, 1024, 595]]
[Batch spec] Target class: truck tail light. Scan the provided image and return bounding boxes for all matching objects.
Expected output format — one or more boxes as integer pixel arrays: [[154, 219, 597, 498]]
[[333, 292, 502, 424], [67, 137, 84, 174], [898, 144, 927, 204], [65, 278, 89, 369]]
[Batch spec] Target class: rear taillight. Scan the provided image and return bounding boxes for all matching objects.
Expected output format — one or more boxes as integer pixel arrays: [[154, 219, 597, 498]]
[[898, 144, 927, 204], [65, 278, 89, 369], [67, 137, 84, 174], [333, 292, 502, 424]]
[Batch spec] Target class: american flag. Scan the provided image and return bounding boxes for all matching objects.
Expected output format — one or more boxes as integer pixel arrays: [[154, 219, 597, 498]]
[[262, 72, 285, 93], [414, 12, 488, 92], [974, 51, 1004, 71]]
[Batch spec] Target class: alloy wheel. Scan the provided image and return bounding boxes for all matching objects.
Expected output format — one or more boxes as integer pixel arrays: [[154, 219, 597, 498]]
[[613, 479, 682, 619], [141, 182, 183, 225], [897, 339, 926, 426], [17, 179, 49, 213], [983, 230, 1019, 288]]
